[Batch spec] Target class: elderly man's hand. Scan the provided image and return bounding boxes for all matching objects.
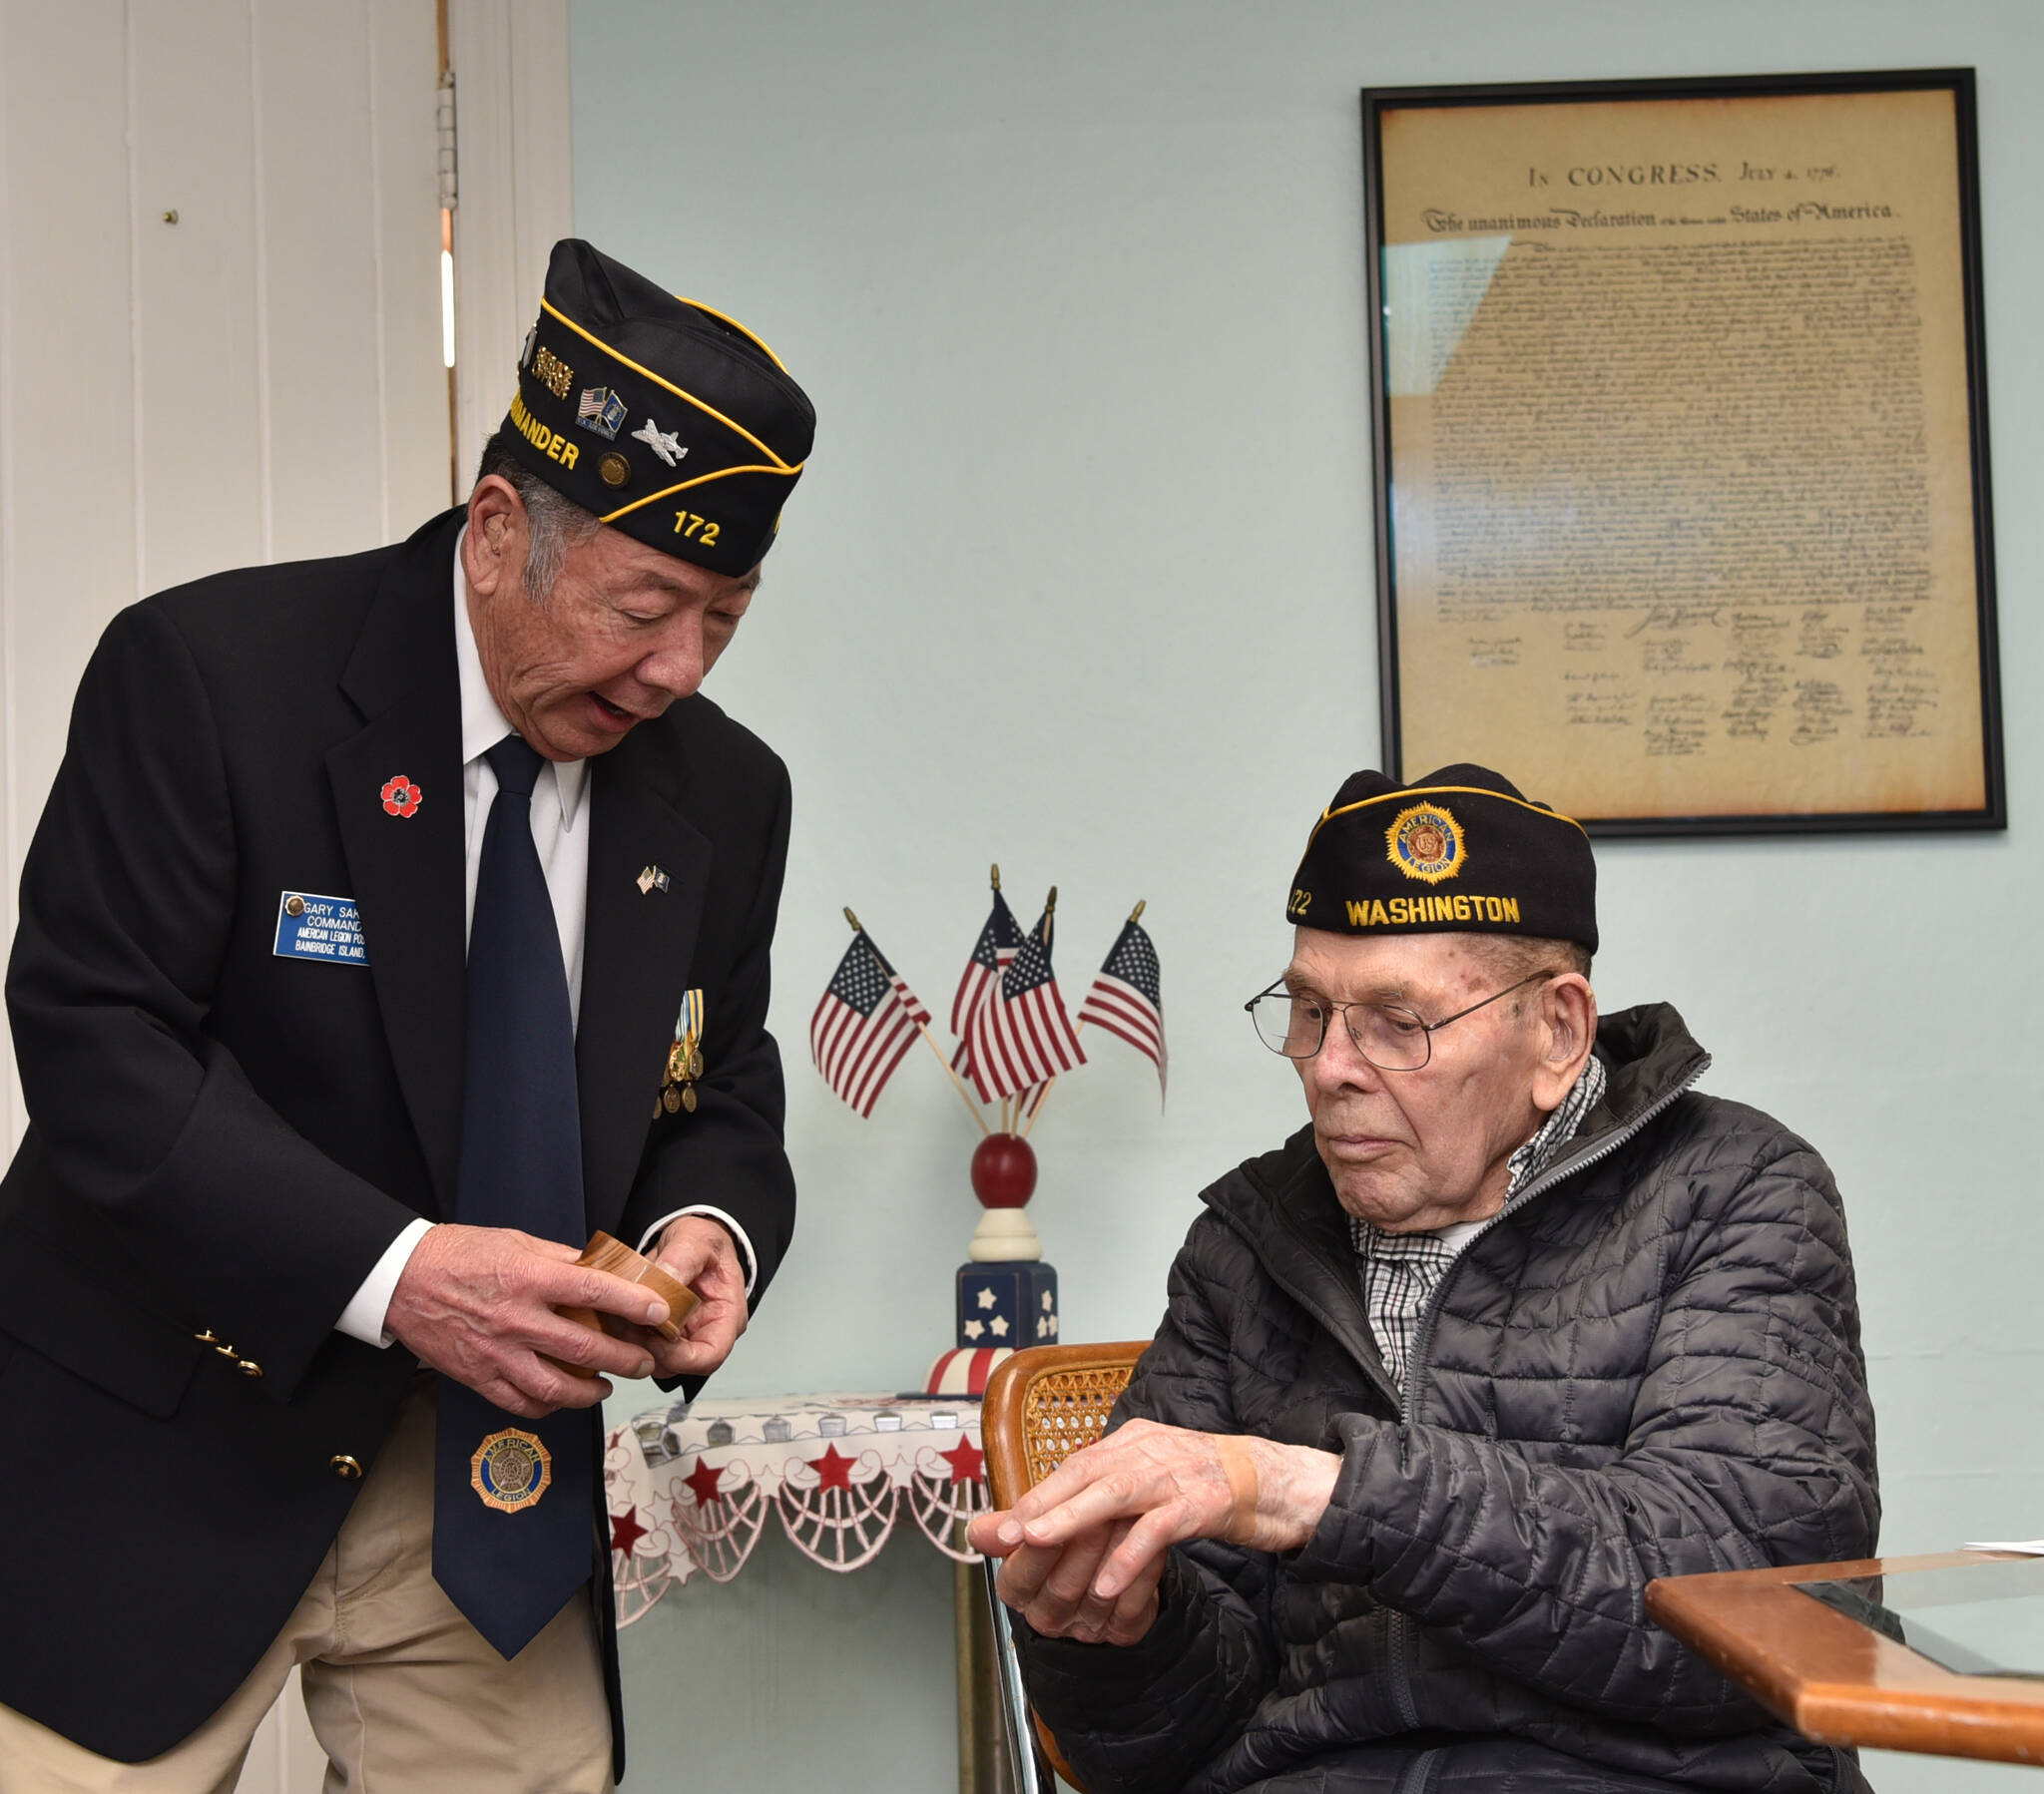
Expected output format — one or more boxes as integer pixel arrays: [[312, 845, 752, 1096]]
[[385, 1224, 672, 1417], [609, 1215, 751, 1383], [965, 1514, 1167, 1645], [965, 1420, 1342, 1643]]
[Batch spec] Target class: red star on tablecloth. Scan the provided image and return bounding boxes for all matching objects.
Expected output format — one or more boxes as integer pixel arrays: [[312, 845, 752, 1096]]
[[809, 1444, 855, 1492], [610, 1506, 650, 1556], [939, 1436, 985, 1486], [683, 1458, 726, 1508]]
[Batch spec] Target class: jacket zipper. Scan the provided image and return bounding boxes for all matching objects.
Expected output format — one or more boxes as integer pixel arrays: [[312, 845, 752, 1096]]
[[1384, 1056, 1710, 1730]]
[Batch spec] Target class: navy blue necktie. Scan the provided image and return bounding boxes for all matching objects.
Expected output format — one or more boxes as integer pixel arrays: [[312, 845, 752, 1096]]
[[432, 733, 595, 1659]]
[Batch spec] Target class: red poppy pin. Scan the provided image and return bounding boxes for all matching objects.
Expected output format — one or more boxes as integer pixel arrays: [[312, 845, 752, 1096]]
[[380, 775, 423, 818]]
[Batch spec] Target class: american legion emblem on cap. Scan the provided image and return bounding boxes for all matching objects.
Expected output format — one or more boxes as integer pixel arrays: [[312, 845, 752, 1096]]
[[500, 238, 816, 577], [471, 1428, 554, 1513], [1385, 803, 1465, 884], [1286, 763, 1598, 952]]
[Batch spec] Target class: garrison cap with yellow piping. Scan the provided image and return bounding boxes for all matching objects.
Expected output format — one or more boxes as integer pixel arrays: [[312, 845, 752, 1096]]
[[1286, 763, 1597, 952], [500, 238, 815, 577]]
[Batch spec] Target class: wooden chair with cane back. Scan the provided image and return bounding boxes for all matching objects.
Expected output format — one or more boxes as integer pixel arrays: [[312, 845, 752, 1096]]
[[979, 1341, 1152, 1794]]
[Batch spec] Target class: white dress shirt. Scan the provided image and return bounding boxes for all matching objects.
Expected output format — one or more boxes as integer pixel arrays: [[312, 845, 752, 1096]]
[[332, 532, 756, 1346]]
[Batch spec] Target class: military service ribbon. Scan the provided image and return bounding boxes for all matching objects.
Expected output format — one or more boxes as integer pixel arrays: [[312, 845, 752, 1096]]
[[657, 989, 705, 1117]]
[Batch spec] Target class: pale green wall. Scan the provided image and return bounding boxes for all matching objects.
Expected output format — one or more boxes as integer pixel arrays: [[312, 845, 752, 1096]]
[[581, 3, 2044, 1787]]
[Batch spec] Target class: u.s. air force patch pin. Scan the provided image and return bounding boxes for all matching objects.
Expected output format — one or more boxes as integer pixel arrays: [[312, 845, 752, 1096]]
[[471, 1429, 553, 1513], [1385, 804, 1466, 884]]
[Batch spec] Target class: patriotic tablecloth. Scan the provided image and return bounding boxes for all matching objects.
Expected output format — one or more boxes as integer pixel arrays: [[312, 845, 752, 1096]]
[[605, 1393, 991, 1626]]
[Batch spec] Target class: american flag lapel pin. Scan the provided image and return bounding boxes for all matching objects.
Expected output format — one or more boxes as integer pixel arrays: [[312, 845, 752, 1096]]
[[636, 864, 670, 895]]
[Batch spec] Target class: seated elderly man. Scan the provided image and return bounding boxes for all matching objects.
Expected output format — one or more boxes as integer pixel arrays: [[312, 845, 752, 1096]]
[[970, 765, 1877, 1794]]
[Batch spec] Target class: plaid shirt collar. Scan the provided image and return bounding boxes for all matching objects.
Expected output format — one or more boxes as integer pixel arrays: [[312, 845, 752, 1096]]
[[1501, 1050, 1607, 1199]]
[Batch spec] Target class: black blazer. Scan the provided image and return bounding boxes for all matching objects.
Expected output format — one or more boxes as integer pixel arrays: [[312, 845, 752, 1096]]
[[0, 510, 796, 1765]]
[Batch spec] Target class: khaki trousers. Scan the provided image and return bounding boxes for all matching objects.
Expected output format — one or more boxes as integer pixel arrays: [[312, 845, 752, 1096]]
[[0, 1378, 612, 1794]]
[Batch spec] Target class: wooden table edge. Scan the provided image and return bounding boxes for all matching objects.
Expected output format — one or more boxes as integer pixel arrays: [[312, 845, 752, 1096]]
[[1647, 1551, 2044, 1765]]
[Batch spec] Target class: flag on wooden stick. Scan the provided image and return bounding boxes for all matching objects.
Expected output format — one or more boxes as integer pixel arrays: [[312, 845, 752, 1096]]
[[950, 869, 1024, 1038], [810, 926, 932, 1117], [964, 892, 1086, 1103], [1079, 906, 1167, 1105], [951, 868, 1025, 1099]]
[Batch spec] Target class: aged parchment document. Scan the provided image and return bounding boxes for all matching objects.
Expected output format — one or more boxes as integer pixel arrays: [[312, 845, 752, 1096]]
[[1380, 88, 1988, 820]]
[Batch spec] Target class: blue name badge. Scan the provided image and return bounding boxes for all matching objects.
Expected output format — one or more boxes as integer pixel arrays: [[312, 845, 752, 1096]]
[[273, 891, 370, 968]]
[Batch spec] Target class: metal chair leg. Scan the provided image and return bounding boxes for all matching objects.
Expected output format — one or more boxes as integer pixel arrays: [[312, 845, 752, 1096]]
[[982, 1556, 1048, 1794]]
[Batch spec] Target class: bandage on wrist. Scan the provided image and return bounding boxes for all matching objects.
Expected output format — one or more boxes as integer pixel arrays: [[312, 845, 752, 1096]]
[[1214, 1434, 1262, 1544]]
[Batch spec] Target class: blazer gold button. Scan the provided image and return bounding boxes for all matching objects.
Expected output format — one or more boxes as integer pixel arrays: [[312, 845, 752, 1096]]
[[329, 1455, 363, 1480], [214, 1341, 239, 1358], [238, 1360, 262, 1378], [194, 1329, 223, 1346]]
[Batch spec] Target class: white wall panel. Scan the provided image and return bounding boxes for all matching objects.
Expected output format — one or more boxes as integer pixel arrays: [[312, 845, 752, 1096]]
[[447, 0, 571, 488], [371, 0, 456, 529], [256, 2, 387, 563], [129, 0, 267, 588], [0, 0, 448, 1141], [0, 4, 142, 1142]]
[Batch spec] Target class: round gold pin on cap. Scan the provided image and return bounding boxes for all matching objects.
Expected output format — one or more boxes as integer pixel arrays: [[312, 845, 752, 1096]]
[[284, 896, 305, 918], [598, 451, 632, 488]]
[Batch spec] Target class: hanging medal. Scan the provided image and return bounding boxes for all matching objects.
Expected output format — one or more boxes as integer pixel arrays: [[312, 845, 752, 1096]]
[[656, 989, 706, 1117]]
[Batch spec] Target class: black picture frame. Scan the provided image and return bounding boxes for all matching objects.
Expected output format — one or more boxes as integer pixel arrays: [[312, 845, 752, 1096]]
[[1360, 69, 2004, 837]]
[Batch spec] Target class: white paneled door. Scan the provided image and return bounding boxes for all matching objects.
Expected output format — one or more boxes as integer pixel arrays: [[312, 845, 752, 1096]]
[[0, 4, 447, 1789], [0, 0, 450, 1136]]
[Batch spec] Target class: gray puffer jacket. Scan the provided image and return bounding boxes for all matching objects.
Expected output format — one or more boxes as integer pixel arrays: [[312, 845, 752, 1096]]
[[1018, 1005, 1878, 1793]]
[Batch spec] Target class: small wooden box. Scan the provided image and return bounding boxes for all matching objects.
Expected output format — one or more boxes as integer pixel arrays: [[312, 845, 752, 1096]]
[[552, 1231, 699, 1376]]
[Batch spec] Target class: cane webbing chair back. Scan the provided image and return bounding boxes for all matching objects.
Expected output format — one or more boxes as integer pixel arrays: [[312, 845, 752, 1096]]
[[980, 1342, 1151, 1794], [982, 1342, 1150, 1511]]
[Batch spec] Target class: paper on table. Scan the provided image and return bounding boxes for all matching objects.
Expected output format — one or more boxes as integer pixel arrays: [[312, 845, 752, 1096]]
[[1963, 1541, 2044, 1555]]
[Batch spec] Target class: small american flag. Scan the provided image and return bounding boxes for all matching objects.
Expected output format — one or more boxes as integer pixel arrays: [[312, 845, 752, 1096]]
[[963, 904, 1086, 1103], [950, 886, 1024, 1038], [951, 884, 1025, 1099], [810, 930, 932, 1118], [1079, 916, 1167, 1104]]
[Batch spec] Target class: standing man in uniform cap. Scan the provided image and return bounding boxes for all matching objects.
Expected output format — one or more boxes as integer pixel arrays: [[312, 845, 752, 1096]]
[[973, 765, 1879, 1793], [0, 238, 814, 1790]]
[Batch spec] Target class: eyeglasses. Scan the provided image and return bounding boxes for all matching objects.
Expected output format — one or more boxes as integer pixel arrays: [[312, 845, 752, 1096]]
[[1244, 972, 1550, 1072]]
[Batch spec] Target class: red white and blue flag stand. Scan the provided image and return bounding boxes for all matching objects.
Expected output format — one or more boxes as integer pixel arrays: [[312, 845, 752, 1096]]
[[805, 872, 1167, 1391]]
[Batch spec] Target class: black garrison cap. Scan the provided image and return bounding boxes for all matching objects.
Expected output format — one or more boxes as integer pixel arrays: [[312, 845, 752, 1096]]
[[1285, 764, 1597, 952], [501, 238, 816, 576]]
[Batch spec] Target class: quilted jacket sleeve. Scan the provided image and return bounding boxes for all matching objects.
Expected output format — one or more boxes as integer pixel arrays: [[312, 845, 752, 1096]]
[[1012, 1247, 1281, 1794], [1294, 1109, 1878, 1732]]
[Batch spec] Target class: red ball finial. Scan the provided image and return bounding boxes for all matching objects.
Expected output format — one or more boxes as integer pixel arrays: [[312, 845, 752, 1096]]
[[971, 1132, 1037, 1208]]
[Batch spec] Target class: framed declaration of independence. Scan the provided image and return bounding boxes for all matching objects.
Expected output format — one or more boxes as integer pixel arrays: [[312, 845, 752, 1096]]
[[1361, 70, 2004, 836]]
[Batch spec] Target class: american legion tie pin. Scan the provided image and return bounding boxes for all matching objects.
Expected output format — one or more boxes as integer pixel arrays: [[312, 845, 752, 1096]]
[[471, 1428, 553, 1513]]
